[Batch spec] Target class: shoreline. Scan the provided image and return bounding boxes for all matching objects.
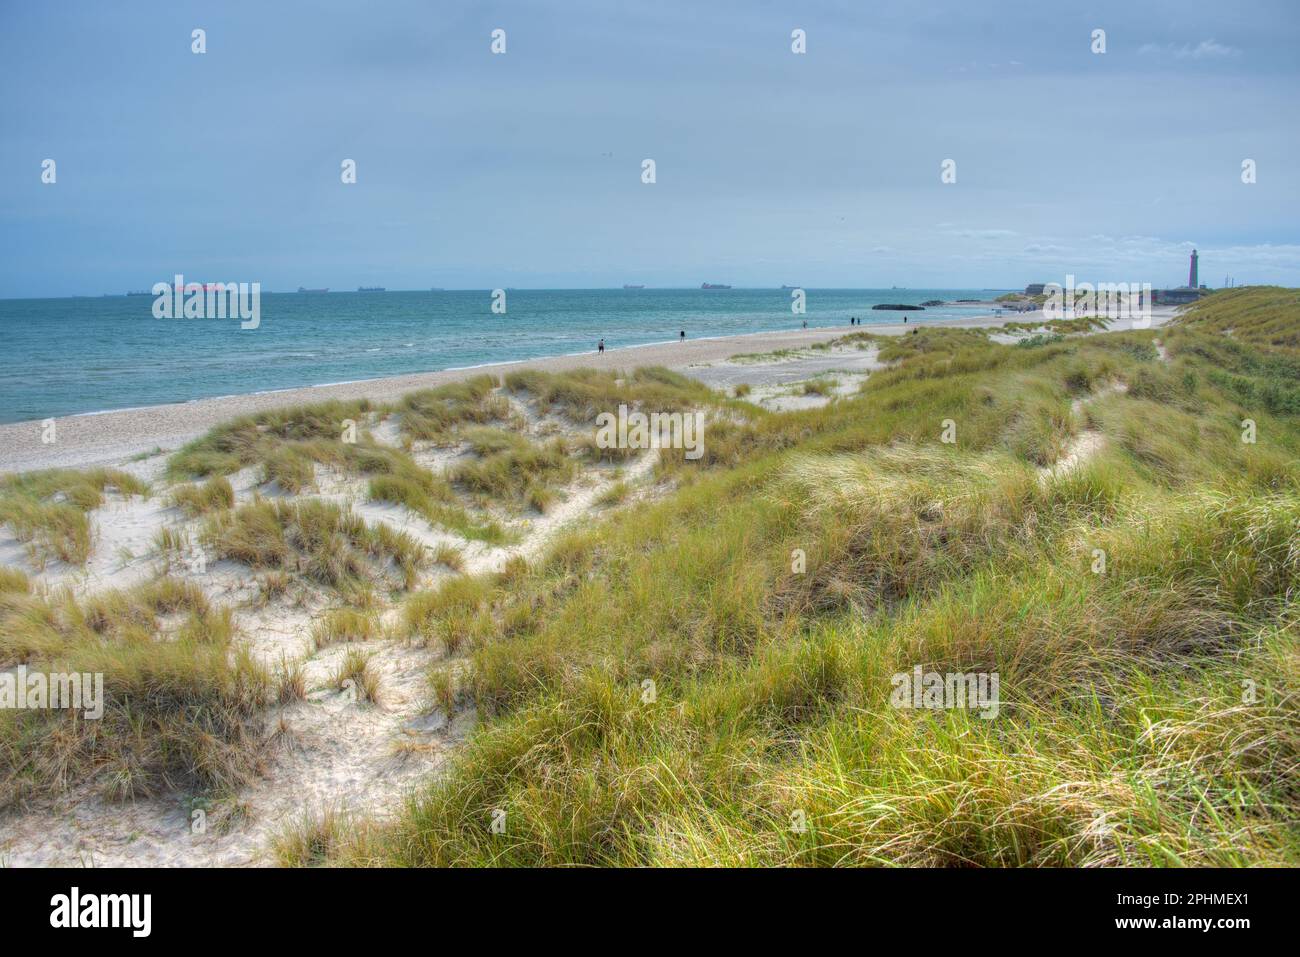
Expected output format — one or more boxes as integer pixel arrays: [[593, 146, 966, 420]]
[[0, 308, 1174, 474]]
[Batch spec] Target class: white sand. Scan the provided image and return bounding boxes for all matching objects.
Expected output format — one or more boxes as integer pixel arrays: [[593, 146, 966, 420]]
[[0, 451, 640, 864], [0, 306, 1177, 866], [0, 388, 670, 865], [0, 308, 1180, 475]]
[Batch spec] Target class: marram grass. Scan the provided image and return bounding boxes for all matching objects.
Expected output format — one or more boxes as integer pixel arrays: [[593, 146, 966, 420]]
[[2, 289, 1297, 866], [323, 290, 1300, 867]]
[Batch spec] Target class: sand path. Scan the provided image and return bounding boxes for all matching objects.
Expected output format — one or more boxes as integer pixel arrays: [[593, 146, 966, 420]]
[[0, 308, 1179, 475], [0, 396, 661, 865], [0, 314, 1168, 866]]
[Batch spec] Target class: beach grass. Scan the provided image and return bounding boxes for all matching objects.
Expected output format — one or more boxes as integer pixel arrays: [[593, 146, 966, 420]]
[[271, 806, 352, 867], [167, 475, 235, 516], [504, 366, 719, 419], [332, 648, 381, 704], [451, 428, 576, 508], [397, 374, 509, 442], [201, 497, 427, 591], [312, 607, 381, 648], [309, 288, 1300, 866], [2, 288, 1297, 866], [0, 468, 147, 566], [0, 577, 269, 808]]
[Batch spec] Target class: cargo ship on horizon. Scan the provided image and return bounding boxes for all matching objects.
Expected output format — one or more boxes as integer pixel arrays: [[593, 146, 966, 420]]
[[165, 282, 228, 293], [297, 287, 329, 294], [701, 282, 731, 289], [130, 281, 244, 296]]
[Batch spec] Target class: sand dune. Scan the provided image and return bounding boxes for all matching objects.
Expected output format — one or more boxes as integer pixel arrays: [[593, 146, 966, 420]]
[[0, 308, 1178, 476]]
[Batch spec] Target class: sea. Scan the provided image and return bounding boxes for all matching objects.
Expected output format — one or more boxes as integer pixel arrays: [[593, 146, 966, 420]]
[[0, 288, 1003, 424]]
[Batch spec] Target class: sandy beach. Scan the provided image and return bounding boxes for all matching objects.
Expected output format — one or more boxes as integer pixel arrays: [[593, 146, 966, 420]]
[[0, 306, 1177, 475], [0, 299, 1213, 868]]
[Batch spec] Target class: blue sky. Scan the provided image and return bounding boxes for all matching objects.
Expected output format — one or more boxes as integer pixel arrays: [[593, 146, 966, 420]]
[[1, 0, 1297, 296]]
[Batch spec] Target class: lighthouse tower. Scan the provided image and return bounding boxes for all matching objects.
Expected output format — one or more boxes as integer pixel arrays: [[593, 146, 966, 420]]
[[1189, 249, 1199, 288]]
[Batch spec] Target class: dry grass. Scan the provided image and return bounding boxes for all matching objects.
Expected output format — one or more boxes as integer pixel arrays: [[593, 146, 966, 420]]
[[0, 578, 268, 807], [168, 476, 235, 517], [201, 498, 426, 591], [451, 428, 576, 508], [312, 607, 381, 647], [333, 649, 381, 704], [0, 468, 147, 565], [271, 806, 350, 866], [319, 291, 1300, 867], [397, 375, 508, 442]]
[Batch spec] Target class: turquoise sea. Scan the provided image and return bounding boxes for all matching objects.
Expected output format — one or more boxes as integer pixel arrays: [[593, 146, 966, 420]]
[[0, 288, 1003, 423]]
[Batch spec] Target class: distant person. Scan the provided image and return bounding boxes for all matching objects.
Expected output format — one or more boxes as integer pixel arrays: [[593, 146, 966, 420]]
[[802, 320, 807, 329], [598, 338, 604, 354], [903, 316, 908, 323], [680, 329, 685, 342]]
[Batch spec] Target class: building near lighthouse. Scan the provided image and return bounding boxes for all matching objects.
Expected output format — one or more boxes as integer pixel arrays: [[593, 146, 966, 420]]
[[1152, 250, 1208, 305]]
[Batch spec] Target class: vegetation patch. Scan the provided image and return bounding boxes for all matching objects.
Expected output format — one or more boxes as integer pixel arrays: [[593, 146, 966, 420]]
[[201, 498, 426, 590], [0, 578, 268, 808], [319, 289, 1300, 867], [0, 468, 148, 566], [398, 375, 509, 442]]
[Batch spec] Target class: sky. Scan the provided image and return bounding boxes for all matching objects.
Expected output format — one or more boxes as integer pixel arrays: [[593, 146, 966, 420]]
[[1, 0, 1298, 296]]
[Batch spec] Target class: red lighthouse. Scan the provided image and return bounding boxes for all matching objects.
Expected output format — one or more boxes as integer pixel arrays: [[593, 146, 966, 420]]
[[1189, 249, 1199, 288]]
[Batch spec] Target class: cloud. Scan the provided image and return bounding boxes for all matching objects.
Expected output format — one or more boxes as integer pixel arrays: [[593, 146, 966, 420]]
[[1139, 39, 1241, 59], [944, 228, 1018, 240]]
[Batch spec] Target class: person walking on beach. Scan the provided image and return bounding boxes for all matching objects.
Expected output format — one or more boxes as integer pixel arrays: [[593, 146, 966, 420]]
[[802, 320, 807, 329], [680, 329, 685, 342], [598, 338, 604, 354]]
